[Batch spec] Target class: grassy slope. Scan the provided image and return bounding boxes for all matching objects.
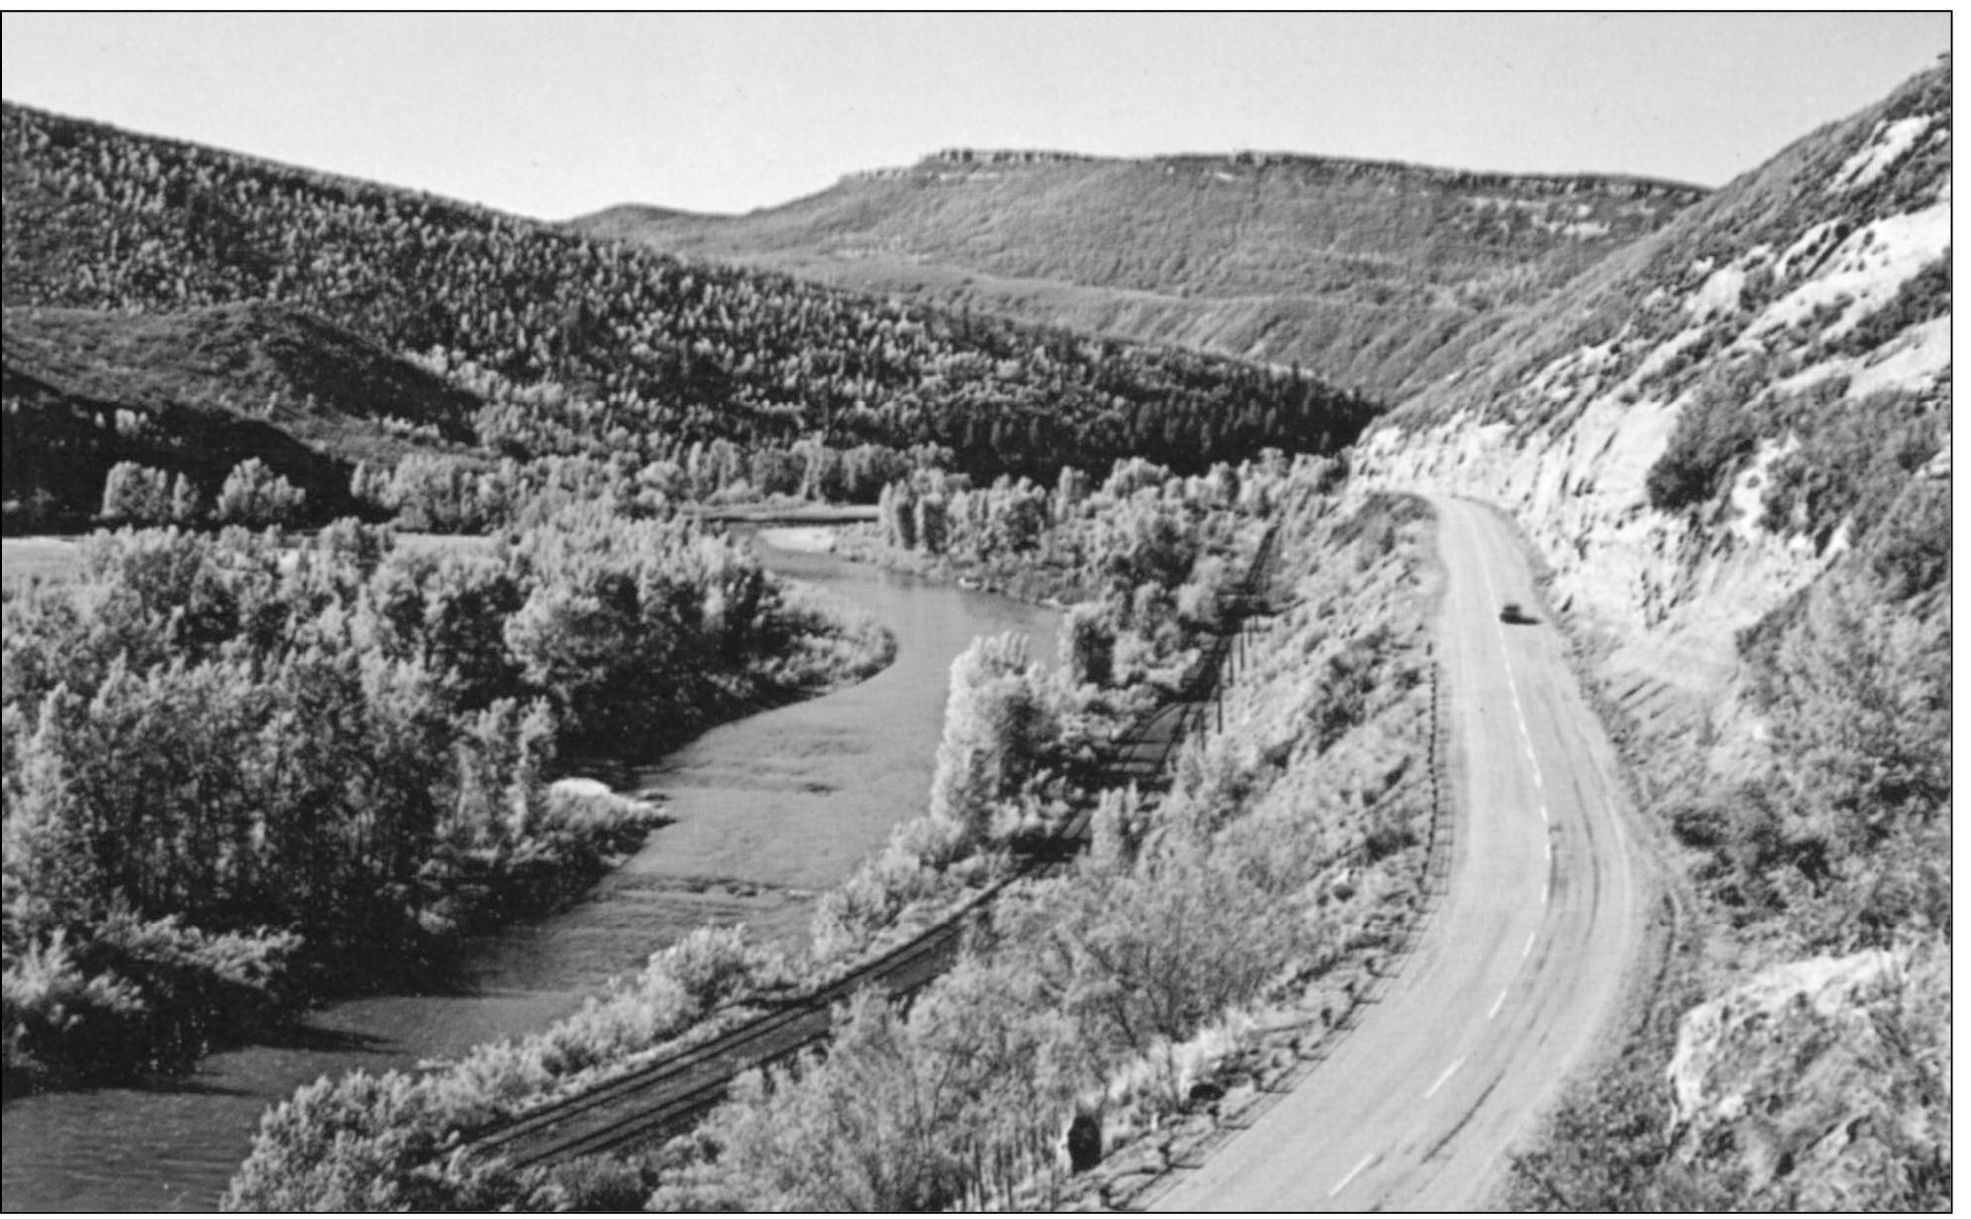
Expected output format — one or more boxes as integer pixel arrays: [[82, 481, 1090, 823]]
[[5, 302, 479, 451], [3, 302, 479, 527], [573, 152, 1706, 398]]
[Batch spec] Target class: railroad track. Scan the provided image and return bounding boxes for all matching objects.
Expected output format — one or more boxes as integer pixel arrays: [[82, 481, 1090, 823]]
[[470, 914, 975, 1168], [461, 524, 1281, 1171]]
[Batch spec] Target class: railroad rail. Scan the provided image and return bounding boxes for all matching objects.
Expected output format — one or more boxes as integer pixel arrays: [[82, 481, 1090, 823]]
[[459, 523, 1281, 1171], [468, 913, 974, 1168]]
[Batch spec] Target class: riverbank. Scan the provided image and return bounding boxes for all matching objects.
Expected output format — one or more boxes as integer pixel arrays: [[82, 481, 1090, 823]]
[[0, 538, 1059, 1212], [2, 515, 902, 1101]]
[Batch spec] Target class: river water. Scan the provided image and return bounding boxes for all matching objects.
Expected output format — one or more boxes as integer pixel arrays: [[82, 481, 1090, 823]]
[[0, 535, 1058, 1212]]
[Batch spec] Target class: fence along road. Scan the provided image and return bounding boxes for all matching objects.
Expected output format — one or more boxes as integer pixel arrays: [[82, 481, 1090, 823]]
[[1151, 494, 1648, 1211]]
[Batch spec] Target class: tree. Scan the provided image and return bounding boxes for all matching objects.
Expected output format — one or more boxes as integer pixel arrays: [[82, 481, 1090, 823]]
[[168, 473, 203, 523], [985, 480, 1047, 554], [926, 633, 1051, 851], [1061, 604, 1115, 689], [213, 458, 307, 527], [914, 494, 949, 556], [99, 462, 172, 524]]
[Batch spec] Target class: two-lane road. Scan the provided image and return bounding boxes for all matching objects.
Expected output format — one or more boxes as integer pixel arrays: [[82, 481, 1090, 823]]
[[1153, 495, 1648, 1210]]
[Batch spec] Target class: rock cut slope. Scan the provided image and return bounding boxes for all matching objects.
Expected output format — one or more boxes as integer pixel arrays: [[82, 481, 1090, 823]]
[[1363, 59, 1949, 714], [1361, 58, 1949, 1209]]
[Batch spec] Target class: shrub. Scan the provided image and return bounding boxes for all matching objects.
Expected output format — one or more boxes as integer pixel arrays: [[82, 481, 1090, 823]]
[[1645, 380, 1763, 512]]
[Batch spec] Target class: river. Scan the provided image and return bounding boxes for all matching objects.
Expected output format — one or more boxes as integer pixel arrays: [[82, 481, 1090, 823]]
[[0, 533, 1059, 1212]]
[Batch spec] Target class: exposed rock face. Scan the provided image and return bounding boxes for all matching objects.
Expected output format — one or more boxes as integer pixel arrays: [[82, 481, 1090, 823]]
[[1360, 61, 1950, 1211], [1360, 61, 1950, 718], [1665, 948, 1950, 1209]]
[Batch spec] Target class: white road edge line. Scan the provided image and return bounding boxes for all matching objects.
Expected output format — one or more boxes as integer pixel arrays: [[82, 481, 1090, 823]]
[[1425, 1055, 1468, 1099], [1328, 1152, 1380, 1198], [1489, 987, 1509, 1019]]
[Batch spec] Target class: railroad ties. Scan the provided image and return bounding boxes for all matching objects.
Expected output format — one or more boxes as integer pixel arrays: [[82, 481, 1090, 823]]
[[458, 524, 1283, 1171]]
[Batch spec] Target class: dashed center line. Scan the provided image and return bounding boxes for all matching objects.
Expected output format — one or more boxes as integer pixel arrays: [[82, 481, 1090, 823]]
[[1328, 1152, 1380, 1198], [1489, 987, 1509, 1019], [1523, 930, 1537, 958], [1425, 1055, 1468, 1099]]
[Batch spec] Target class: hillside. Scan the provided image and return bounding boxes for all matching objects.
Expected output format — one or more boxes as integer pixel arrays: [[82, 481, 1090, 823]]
[[5, 302, 479, 451], [3, 302, 481, 527], [1366, 60, 1949, 707], [573, 150, 1706, 399], [1362, 60, 1949, 1209], [1, 102, 1375, 524]]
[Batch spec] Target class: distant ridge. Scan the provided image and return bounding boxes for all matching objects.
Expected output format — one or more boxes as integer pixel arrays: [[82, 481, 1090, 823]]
[[849, 146, 1707, 203], [574, 146, 1707, 399]]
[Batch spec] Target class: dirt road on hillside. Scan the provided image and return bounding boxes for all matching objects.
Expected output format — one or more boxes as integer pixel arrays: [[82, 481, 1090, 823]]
[[1151, 495, 1649, 1211]]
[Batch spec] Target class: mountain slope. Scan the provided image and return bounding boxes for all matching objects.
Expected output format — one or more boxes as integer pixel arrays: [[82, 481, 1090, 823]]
[[1362, 59, 1949, 1209], [1365, 60, 1948, 699], [2, 102, 1374, 512], [572, 151, 1706, 399], [3, 302, 480, 528]]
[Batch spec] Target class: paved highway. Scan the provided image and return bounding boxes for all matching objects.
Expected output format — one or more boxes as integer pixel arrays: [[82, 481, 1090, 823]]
[[1152, 494, 1648, 1211]]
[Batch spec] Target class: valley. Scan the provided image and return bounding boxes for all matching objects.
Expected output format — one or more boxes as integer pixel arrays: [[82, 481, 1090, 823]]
[[1, 536, 1058, 1210], [0, 37, 1950, 1214]]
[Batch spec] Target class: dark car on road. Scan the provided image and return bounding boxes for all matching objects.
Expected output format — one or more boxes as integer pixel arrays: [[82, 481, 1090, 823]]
[[1499, 601, 1534, 624]]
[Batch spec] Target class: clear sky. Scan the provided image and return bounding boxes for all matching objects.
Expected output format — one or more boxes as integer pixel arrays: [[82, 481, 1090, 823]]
[[1, 12, 1950, 220]]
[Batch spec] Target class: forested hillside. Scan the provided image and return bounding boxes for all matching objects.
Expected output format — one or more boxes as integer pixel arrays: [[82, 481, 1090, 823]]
[[575, 149, 1704, 400], [1365, 59, 1949, 1208], [2, 103, 1374, 529]]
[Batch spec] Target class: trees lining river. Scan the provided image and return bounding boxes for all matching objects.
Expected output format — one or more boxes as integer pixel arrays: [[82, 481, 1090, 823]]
[[0, 534, 1057, 1212]]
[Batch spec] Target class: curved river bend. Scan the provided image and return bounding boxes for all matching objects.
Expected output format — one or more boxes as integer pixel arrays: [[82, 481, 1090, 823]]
[[1, 536, 1058, 1212]]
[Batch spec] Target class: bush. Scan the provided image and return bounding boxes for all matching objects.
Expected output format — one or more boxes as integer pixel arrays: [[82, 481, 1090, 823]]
[[1645, 378, 1763, 513]]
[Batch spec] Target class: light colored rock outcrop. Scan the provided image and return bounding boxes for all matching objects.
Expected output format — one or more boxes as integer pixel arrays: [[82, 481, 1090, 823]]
[[1360, 61, 1949, 731], [1664, 948, 1950, 1208]]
